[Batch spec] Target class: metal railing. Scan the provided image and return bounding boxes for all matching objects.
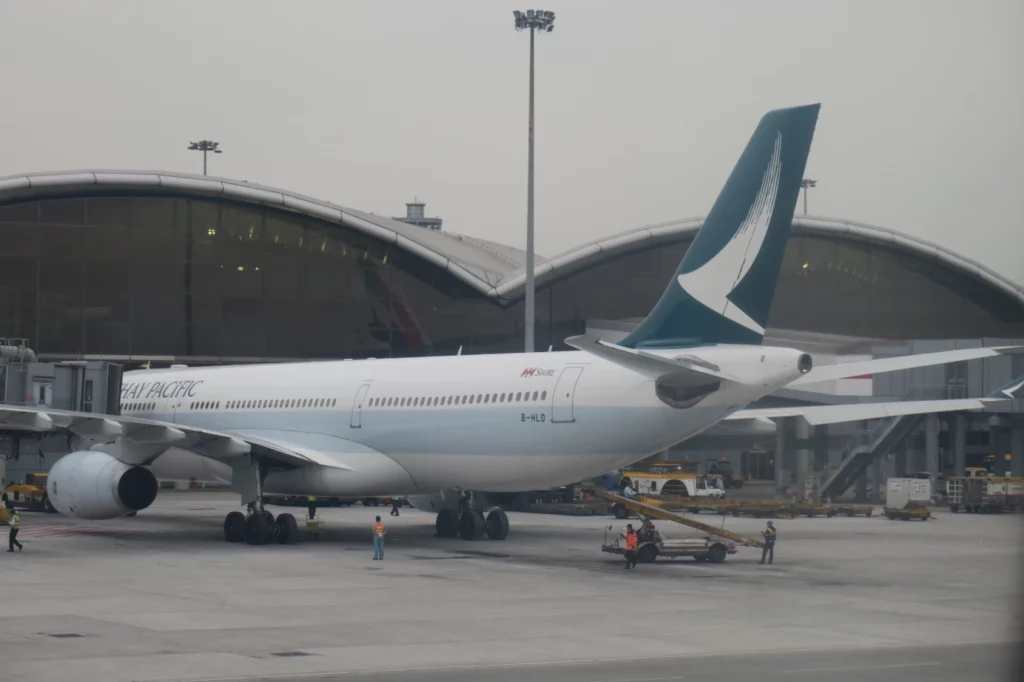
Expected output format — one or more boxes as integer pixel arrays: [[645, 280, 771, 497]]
[[905, 383, 968, 400]]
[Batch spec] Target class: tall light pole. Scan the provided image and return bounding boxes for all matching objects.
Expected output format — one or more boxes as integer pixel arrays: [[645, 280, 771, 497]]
[[514, 9, 555, 353], [801, 178, 817, 215], [188, 140, 222, 176]]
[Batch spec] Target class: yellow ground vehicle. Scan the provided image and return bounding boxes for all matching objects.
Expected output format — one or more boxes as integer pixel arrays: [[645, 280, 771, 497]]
[[620, 463, 725, 503], [707, 458, 745, 489], [4, 473, 56, 512]]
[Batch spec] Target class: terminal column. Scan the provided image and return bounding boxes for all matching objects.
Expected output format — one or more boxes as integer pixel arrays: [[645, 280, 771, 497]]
[[924, 414, 940, 478], [952, 413, 967, 478], [1011, 420, 1024, 478], [794, 417, 811, 501], [774, 417, 787, 494], [989, 417, 1012, 478]]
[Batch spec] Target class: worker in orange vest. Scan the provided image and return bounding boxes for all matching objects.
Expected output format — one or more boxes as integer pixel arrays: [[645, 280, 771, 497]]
[[622, 523, 638, 569], [372, 516, 386, 560]]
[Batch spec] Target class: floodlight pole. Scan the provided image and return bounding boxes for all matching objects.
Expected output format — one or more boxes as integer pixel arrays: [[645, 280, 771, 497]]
[[525, 24, 536, 354], [801, 178, 817, 215], [188, 140, 222, 176], [514, 9, 554, 353]]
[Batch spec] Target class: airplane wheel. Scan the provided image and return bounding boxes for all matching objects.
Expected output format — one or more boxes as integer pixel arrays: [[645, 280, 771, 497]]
[[707, 544, 727, 564], [485, 510, 510, 540], [276, 513, 298, 544], [246, 511, 271, 545], [459, 510, 485, 541], [224, 511, 247, 543], [435, 509, 458, 538], [612, 504, 629, 520]]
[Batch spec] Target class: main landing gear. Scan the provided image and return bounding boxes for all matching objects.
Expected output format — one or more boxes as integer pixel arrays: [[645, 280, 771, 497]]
[[223, 456, 299, 546], [435, 493, 510, 541]]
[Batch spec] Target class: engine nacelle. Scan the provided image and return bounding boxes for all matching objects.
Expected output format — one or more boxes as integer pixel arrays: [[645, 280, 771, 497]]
[[47, 451, 158, 519]]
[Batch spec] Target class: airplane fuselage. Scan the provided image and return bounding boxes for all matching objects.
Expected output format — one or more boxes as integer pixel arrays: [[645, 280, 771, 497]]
[[127, 346, 807, 496]]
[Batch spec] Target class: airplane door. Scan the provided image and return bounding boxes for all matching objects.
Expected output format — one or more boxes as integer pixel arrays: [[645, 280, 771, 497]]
[[164, 399, 181, 424], [551, 366, 585, 424], [350, 383, 371, 428]]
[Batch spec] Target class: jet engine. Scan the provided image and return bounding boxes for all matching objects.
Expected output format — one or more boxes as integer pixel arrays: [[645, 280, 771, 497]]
[[46, 451, 158, 519]]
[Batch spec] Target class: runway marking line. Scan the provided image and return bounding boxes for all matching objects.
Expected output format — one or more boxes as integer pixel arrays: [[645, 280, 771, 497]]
[[783, 661, 941, 673]]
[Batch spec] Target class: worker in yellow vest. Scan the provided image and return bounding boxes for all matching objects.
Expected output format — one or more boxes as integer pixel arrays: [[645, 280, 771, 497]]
[[372, 516, 386, 560], [307, 496, 317, 521], [8, 511, 22, 552]]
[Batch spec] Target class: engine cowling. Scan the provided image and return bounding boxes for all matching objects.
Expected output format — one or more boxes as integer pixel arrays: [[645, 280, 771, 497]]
[[46, 451, 158, 519]]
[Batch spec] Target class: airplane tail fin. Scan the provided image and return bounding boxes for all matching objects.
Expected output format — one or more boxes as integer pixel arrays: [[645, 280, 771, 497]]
[[619, 104, 820, 349], [987, 374, 1024, 400]]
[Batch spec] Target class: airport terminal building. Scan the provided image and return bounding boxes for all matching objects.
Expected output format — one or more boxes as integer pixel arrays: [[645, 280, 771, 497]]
[[2, 170, 1023, 489]]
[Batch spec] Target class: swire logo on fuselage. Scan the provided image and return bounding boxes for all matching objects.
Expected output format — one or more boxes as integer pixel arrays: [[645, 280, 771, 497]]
[[521, 368, 556, 378]]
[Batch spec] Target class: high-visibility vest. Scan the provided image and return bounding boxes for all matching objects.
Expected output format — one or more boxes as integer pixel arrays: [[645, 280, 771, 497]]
[[10, 514, 19, 530], [307, 496, 316, 503], [373, 523, 385, 537], [624, 531, 638, 550]]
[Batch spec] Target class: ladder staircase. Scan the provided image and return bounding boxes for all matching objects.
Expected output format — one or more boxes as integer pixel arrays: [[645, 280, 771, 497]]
[[820, 413, 925, 499]]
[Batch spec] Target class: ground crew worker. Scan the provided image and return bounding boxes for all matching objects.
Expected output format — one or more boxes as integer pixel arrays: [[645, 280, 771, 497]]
[[372, 515, 386, 560], [8, 511, 22, 552], [760, 521, 776, 564], [390, 497, 401, 517], [307, 496, 317, 521], [622, 523, 638, 569]]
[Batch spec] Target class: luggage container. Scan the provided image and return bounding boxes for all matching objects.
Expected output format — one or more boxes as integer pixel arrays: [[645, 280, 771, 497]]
[[884, 478, 932, 521], [947, 476, 1024, 513]]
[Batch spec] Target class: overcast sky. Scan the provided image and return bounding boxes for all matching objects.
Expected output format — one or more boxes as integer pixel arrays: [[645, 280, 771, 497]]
[[1, 0, 1021, 285]]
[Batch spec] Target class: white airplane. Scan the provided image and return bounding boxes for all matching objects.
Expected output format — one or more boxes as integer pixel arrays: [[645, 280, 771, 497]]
[[0, 103, 1016, 545]]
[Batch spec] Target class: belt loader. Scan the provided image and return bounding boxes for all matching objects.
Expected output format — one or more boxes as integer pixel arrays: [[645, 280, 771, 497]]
[[593, 489, 764, 564]]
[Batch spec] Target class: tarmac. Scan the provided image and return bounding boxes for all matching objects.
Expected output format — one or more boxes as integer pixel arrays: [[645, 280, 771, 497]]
[[0, 492, 1021, 682]]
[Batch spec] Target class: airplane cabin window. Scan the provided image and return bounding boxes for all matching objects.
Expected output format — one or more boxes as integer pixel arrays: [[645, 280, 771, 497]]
[[531, 391, 538, 400], [331, 398, 337, 407], [500, 394, 506, 402], [516, 392, 522, 401], [542, 391, 547, 400]]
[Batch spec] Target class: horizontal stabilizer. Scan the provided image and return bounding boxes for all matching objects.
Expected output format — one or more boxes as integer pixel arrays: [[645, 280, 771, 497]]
[[789, 346, 1021, 387], [565, 334, 736, 384]]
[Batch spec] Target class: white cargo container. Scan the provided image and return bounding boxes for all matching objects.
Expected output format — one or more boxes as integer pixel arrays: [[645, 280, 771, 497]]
[[947, 476, 1024, 512], [886, 478, 932, 509]]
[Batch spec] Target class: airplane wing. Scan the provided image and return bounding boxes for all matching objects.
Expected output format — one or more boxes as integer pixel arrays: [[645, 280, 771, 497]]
[[564, 335, 737, 384], [788, 346, 1019, 387], [727, 398, 992, 426], [0, 405, 348, 470]]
